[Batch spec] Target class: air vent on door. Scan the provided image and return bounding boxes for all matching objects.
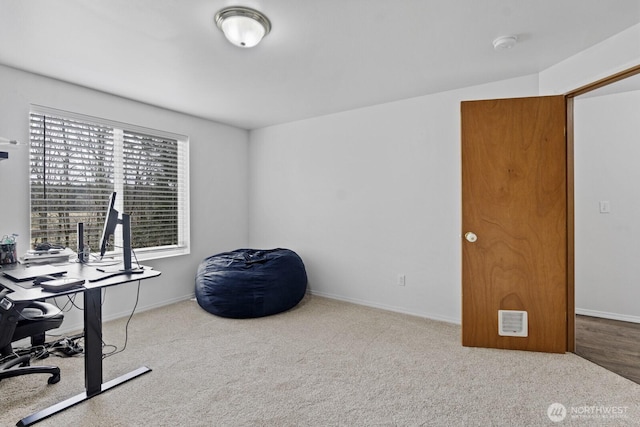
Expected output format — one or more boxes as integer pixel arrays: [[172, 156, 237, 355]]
[[498, 310, 528, 337]]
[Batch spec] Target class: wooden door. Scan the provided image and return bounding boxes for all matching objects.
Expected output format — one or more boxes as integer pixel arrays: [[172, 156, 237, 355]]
[[461, 96, 567, 353]]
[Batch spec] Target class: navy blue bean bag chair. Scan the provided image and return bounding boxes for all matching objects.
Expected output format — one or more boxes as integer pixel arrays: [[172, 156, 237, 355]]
[[195, 248, 307, 318]]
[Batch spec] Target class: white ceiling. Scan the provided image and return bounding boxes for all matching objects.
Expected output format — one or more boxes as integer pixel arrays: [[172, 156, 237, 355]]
[[1, 0, 639, 129]]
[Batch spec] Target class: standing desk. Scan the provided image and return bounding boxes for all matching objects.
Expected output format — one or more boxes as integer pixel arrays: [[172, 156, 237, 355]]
[[0, 262, 161, 426]]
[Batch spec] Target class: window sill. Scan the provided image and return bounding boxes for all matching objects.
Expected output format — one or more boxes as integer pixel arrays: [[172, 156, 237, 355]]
[[136, 247, 190, 262], [104, 246, 190, 264]]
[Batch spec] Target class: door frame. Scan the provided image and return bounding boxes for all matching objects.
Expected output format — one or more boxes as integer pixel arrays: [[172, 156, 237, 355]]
[[565, 63, 640, 352]]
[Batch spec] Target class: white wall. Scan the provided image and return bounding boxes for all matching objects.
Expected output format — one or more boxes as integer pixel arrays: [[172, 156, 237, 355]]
[[0, 65, 249, 332], [539, 23, 640, 94], [248, 75, 539, 323], [574, 90, 640, 322], [539, 22, 640, 322]]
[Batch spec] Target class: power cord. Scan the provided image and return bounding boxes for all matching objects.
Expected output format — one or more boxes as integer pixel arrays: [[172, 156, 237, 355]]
[[112, 244, 143, 270], [0, 345, 48, 365], [48, 335, 84, 357], [51, 292, 81, 313], [102, 279, 141, 359], [1, 333, 85, 366]]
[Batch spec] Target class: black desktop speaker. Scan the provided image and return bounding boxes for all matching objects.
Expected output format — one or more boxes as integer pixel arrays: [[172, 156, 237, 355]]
[[77, 222, 85, 263]]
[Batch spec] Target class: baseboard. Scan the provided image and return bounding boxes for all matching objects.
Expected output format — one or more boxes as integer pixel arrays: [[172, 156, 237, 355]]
[[54, 288, 461, 336], [102, 293, 196, 323], [308, 289, 461, 325], [54, 293, 196, 335], [576, 308, 640, 324]]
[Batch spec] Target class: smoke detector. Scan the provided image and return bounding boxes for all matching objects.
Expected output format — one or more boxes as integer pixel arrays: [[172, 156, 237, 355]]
[[493, 35, 518, 50]]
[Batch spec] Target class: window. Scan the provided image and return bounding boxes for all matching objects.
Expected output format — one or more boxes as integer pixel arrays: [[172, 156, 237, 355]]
[[29, 106, 189, 260]]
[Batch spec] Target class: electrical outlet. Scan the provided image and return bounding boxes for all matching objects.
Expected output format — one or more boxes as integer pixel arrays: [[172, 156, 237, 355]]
[[397, 274, 406, 286]]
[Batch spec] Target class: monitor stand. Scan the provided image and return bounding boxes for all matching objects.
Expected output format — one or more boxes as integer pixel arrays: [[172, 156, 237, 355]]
[[92, 213, 144, 281]]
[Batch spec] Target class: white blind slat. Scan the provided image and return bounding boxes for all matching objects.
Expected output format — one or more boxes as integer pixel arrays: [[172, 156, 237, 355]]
[[29, 109, 189, 255]]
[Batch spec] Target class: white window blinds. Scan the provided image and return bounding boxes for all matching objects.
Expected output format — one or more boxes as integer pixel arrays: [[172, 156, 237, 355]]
[[29, 107, 189, 259]]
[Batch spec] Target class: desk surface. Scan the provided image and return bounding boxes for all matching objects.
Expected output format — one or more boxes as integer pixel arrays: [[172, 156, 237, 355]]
[[0, 262, 161, 302]]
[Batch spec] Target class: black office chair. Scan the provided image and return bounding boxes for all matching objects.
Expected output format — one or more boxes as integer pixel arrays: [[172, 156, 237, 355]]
[[0, 288, 64, 384]]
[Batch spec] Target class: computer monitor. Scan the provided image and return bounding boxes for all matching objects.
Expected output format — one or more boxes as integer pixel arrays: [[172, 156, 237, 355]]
[[99, 192, 119, 259], [97, 191, 142, 275]]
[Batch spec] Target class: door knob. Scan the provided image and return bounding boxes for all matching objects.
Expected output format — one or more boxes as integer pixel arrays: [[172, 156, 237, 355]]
[[464, 232, 477, 243]]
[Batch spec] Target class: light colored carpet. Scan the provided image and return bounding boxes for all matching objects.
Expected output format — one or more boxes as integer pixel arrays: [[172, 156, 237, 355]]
[[1, 294, 639, 426]]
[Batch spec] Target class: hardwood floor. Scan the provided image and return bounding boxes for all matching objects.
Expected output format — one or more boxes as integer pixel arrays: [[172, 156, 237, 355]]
[[575, 315, 640, 384]]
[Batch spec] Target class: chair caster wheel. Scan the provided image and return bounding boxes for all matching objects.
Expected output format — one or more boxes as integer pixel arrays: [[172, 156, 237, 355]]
[[48, 374, 61, 384]]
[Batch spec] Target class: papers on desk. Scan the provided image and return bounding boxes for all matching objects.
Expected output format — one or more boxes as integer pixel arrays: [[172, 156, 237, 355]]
[[22, 248, 76, 264]]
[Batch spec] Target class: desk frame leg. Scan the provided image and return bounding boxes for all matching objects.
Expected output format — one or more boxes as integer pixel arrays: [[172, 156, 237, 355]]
[[84, 287, 103, 395], [17, 366, 152, 427], [16, 287, 152, 426]]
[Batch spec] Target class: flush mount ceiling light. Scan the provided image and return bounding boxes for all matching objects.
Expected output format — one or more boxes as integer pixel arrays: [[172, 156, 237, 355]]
[[215, 6, 271, 48], [492, 35, 518, 51]]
